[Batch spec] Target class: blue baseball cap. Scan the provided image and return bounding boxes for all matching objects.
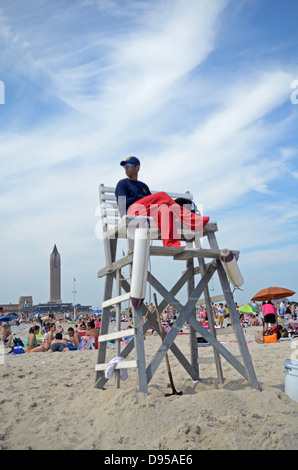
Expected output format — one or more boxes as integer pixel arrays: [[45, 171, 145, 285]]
[[120, 156, 140, 166]]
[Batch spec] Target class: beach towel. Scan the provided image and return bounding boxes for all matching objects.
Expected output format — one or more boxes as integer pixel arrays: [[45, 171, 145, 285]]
[[105, 356, 128, 381], [78, 336, 96, 350]]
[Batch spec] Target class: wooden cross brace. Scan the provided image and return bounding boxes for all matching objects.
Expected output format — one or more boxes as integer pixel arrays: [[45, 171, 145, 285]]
[[95, 257, 260, 392]]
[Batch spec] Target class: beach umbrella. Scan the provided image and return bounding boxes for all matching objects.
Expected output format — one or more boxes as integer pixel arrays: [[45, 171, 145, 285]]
[[33, 311, 41, 315], [239, 305, 258, 314], [251, 287, 295, 302]]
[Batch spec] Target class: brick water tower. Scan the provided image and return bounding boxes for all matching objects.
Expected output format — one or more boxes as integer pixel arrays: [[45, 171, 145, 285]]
[[49, 244, 61, 302]]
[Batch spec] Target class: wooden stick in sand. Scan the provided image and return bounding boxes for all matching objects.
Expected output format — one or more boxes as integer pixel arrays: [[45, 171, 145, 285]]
[[153, 293, 183, 397]]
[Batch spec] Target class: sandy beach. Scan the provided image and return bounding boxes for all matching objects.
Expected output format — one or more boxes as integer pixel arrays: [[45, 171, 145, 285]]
[[1, 322, 298, 450]]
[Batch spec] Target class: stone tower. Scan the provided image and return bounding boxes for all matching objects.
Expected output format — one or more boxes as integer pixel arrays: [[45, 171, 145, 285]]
[[49, 244, 61, 302]]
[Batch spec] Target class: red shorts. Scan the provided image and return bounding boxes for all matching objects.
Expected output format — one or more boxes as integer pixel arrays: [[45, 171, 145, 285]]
[[127, 191, 209, 247]]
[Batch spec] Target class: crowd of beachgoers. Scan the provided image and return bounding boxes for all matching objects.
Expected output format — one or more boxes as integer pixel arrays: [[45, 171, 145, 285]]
[[144, 300, 298, 331], [1, 299, 297, 352], [0, 308, 101, 352]]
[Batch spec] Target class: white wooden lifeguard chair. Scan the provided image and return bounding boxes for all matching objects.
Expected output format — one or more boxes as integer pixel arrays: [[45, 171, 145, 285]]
[[94, 184, 260, 393]]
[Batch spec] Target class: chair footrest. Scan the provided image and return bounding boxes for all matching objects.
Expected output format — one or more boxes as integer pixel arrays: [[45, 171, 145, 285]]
[[95, 360, 137, 371], [97, 329, 135, 343]]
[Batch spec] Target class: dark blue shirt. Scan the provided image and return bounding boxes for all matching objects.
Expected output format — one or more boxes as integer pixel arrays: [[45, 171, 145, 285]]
[[115, 178, 151, 217]]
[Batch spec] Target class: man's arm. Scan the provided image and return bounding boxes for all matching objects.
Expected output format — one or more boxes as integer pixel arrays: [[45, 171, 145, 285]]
[[115, 180, 128, 218], [115, 179, 151, 217], [74, 333, 81, 348]]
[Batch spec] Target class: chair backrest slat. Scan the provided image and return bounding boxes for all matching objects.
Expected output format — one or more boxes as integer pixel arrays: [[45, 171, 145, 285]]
[[99, 184, 200, 238]]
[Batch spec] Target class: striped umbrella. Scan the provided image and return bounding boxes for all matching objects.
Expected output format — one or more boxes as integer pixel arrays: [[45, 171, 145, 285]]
[[251, 287, 295, 302]]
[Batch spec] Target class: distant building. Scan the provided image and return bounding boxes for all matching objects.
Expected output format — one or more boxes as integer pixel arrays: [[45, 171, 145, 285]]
[[0, 296, 33, 313], [33, 245, 92, 313], [19, 296, 33, 309], [1, 245, 92, 314], [0, 299, 92, 315], [50, 244, 61, 302], [32, 302, 92, 314]]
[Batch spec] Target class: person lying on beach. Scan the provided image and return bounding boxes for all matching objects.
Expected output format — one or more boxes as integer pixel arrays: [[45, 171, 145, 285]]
[[30, 322, 56, 353], [48, 333, 69, 353], [0, 323, 12, 348]]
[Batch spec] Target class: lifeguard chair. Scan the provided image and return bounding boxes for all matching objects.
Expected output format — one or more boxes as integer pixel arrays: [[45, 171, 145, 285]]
[[94, 184, 260, 393]]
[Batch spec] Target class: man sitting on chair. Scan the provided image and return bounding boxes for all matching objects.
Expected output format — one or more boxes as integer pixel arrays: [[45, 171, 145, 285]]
[[115, 156, 209, 248]]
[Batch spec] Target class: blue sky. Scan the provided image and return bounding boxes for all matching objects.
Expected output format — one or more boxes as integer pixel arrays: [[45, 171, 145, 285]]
[[1, 0, 298, 309]]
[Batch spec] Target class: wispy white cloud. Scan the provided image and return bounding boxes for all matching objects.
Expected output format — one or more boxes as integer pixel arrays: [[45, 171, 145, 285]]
[[143, 68, 298, 206], [241, 244, 298, 269]]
